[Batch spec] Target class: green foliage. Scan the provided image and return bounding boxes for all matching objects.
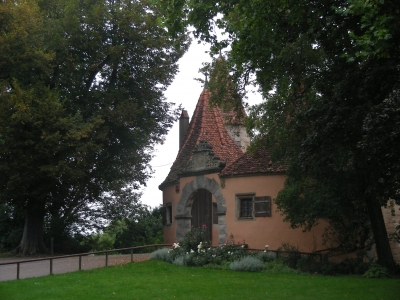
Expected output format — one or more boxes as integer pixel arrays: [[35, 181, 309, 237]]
[[0, 0, 187, 254], [230, 256, 264, 272], [172, 255, 187, 266], [0, 204, 24, 252], [87, 233, 115, 252], [317, 258, 370, 276], [256, 251, 277, 263], [180, 225, 209, 253], [278, 243, 302, 270], [264, 261, 302, 275], [110, 206, 164, 249], [363, 264, 389, 279], [296, 256, 324, 274], [151, 228, 247, 267], [150, 247, 170, 261]]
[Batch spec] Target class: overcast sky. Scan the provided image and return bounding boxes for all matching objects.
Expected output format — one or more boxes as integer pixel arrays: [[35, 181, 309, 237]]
[[140, 40, 263, 208]]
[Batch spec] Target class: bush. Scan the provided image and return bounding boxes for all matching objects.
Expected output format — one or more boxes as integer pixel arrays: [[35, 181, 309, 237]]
[[88, 233, 115, 252], [278, 243, 302, 269], [180, 226, 209, 253], [172, 255, 187, 266], [150, 248, 170, 261], [264, 261, 302, 274], [363, 264, 389, 279], [332, 258, 369, 275], [185, 253, 209, 267], [230, 256, 264, 272], [296, 255, 323, 274], [257, 251, 277, 262]]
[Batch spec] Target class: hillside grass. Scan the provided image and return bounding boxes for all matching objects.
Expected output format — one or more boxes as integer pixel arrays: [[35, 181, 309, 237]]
[[0, 260, 399, 300]]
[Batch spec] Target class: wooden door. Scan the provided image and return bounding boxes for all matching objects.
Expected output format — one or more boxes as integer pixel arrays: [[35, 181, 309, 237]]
[[191, 189, 212, 242]]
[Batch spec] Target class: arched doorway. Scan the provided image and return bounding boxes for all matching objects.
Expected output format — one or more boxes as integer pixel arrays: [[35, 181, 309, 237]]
[[191, 188, 212, 241]]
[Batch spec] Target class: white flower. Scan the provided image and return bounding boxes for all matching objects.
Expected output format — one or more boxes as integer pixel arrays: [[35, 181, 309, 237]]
[[265, 245, 269, 248], [212, 254, 216, 258], [197, 242, 203, 249], [190, 249, 195, 253], [263, 250, 266, 253], [173, 242, 180, 249], [241, 245, 245, 248], [228, 251, 231, 255]]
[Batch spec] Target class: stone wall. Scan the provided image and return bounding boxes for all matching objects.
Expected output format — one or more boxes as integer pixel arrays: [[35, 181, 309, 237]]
[[382, 201, 400, 264]]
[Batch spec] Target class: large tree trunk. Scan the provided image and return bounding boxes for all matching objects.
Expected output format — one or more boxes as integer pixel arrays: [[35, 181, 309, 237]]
[[16, 200, 48, 255], [365, 195, 395, 270]]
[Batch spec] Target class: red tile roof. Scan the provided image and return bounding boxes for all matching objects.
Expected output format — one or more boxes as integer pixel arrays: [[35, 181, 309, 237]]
[[220, 147, 287, 177], [159, 89, 286, 189], [159, 89, 244, 188]]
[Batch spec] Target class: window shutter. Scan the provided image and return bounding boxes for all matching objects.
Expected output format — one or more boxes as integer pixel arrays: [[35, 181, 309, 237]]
[[254, 196, 271, 217]]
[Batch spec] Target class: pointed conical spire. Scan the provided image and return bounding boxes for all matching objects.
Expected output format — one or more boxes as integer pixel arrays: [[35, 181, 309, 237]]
[[159, 89, 244, 189]]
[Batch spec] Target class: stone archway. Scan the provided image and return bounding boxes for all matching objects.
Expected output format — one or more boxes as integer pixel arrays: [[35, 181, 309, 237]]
[[175, 175, 227, 245]]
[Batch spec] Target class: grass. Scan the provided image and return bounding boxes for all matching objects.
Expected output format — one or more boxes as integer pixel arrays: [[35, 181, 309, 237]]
[[0, 260, 399, 300]]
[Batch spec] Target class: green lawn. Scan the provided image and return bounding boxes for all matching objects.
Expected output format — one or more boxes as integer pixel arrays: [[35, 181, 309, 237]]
[[1, 260, 399, 300]]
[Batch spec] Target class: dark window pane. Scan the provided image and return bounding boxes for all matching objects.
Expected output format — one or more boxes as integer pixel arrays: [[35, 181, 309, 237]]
[[240, 198, 253, 218]]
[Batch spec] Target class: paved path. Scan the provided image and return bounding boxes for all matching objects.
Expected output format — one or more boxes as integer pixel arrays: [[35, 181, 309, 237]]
[[0, 253, 151, 282]]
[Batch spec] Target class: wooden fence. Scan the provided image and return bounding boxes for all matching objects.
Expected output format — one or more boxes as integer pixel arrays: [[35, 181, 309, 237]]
[[0, 244, 171, 280]]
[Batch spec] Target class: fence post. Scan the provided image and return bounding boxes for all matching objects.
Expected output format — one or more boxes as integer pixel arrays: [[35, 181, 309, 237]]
[[17, 262, 20, 280], [130, 249, 133, 262], [50, 258, 53, 275], [79, 255, 82, 271], [105, 252, 108, 267]]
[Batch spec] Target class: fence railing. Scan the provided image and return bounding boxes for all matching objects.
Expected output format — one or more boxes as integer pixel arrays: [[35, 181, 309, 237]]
[[0, 244, 171, 280]]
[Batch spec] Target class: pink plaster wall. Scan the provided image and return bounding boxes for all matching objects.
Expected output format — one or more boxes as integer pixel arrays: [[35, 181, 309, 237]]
[[222, 174, 329, 252], [162, 173, 330, 252], [162, 184, 178, 245]]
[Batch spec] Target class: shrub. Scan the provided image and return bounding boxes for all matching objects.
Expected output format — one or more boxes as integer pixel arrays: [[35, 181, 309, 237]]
[[150, 248, 169, 261], [230, 256, 264, 272], [257, 251, 276, 262], [180, 226, 209, 253], [264, 261, 302, 274], [278, 243, 302, 269], [185, 253, 209, 267], [363, 264, 389, 279], [172, 255, 187, 266], [89, 233, 115, 252], [333, 258, 370, 275], [296, 255, 323, 274]]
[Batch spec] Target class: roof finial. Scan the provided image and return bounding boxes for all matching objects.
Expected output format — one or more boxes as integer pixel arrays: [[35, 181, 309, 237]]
[[204, 71, 209, 89]]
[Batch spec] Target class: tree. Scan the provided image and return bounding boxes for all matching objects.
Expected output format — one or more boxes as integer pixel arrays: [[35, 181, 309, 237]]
[[159, 0, 400, 268], [111, 205, 164, 248], [0, 0, 188, 255]]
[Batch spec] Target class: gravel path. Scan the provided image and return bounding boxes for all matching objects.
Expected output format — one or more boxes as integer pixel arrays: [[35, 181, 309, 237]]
[[0, 253, 151, 282]]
